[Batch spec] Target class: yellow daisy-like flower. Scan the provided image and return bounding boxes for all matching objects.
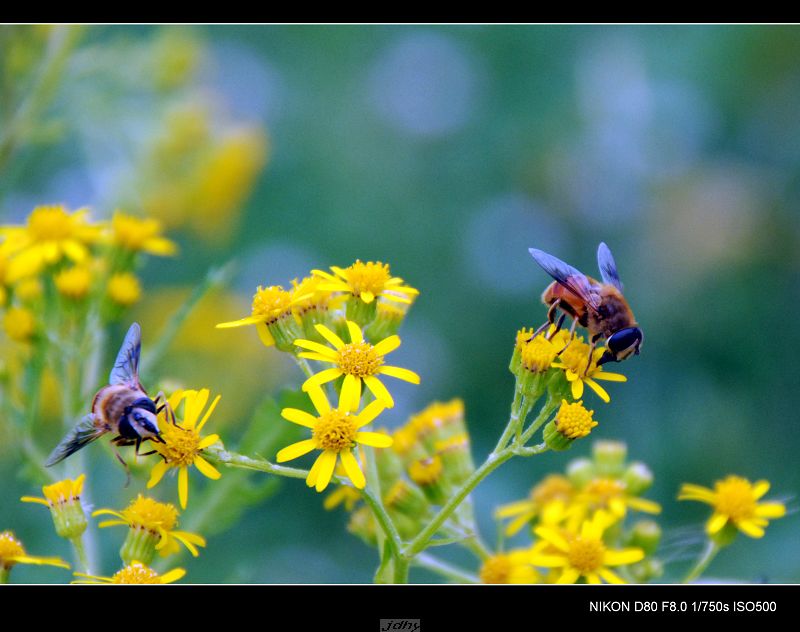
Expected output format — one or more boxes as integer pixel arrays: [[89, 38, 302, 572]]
[[313, 260, 419, 305], [324, 484, 363, 511], [569, 476, 661, 530], [54, 265, 93, 300], [495, 474, 576, 536], [107, 272, 142, 306], [21, 474, 88, 540], [551, 336, 627, 403], [531, 513, 645, 584], [480, 549, 542, 584], [110, 211, 178, 256], [73, 560, 185, 584], [678, 476, 786, 539], [0, 205, 103, 282], [4, 306, 36, 342], [215, 284, 311, 347], [93, 495, 206, 558], [291, 275, 335, 315], [0, 530, 70, 578], [147, 389, 223, 509], [295, 320, 420, 409], [276, 384, 391, 492]]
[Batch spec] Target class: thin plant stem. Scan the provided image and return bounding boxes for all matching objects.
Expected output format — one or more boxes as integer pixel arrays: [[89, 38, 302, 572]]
[[69, 535, 91, 574], [683, 539, 721, 584], [414, 552, 479, 584]]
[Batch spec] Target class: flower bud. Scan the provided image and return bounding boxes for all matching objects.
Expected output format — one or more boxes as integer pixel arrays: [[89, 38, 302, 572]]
[[627, 519, 662, 556], [543, 400, 598, 451], [623, 462, 654, 496], [592, 440, 627, 477], [408, 456, 450, 505], [20, 475, 88, 540]]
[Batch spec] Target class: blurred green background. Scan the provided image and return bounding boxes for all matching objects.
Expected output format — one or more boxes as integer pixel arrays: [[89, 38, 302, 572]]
[[2, 24, 799, 583]]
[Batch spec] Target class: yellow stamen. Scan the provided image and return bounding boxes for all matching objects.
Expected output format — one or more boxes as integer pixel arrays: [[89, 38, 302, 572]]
[[313, 410, 358, 453], [336, 341, 383, 377]]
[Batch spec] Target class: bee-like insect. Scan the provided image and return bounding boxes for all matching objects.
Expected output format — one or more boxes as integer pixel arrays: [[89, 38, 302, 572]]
[[528, 242, 643, 366], [45, 322, 170, 469]]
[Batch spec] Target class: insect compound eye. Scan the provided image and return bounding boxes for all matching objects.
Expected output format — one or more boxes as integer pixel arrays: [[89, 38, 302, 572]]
[[608, 327, 643, 359]]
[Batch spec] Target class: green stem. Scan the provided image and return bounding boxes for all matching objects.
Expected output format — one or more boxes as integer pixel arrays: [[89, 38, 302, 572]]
[[0, 568, 9, 584], [494, 386, 524, 453], [683, 539, 721, 584], [392, 555, 410, 584], [414, 553, 479, 584], [404, 448, 516, 559], [520, 394, 558, 445], [293, 356, 315, 379], [69, 535, 90, 574]]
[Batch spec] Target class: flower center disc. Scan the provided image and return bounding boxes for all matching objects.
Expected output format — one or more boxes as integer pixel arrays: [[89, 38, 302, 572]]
[[0, 532, 25, 566], [113, 562, 161, 584], [480, 555, 512, 584], [28, 207, 73, 241], [715, 478, 757, 521], [336, 342, 383, 377], [567, 537, 605, 574], [159, 426, 201, 467], [344, 261, 390, 296], [251, 286, 292, 323], [313, 410, 357, 452]]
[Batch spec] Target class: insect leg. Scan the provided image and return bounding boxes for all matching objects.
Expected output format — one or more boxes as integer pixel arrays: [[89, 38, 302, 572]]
[[555, 318, 580, 356], [547, 312, 567, 339], [529, 299, 562, 341], [585, 333, 603, 376], [112, 446, 132, 488]]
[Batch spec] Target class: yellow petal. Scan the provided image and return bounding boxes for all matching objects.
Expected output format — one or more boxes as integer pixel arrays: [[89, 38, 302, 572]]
[[604, 548, 645, 566], [306, 452, 325, 488], [706, 512, 728, 534], [340, 450, 366, 489], [378, 365, 420, 384], [194, 455, 221, 480], [147, 460, 170, 489], [340, 374, 361, 412], [315, 451, 338, 492], [372, 335, 401, 356], [533, 526, 570, 552], [159, 568, 186, 584], [346, 320, 363, 344], [555, 567, 581, 584], [281, 408, 319, 428], [277, 439, 318, 462], [363, 375, 394, 408], [355, 399, 386, 428], [598, 568, 627, 584], [197, 395, 221, 432], [306, 384, 331, 416], [591, 371, 627, 382], [314, 324, 345, 349], [355, 431, 393, 448], [197, 433, 220, 449], [256, 322, 275, 347], [754, 502, 786, 519], [737, 519, 765, 538], [293, 338, 339, 357], [215, 315, 265, 328], [751, 480, 771, 500], [583, 377, 610, 403], [178, 467, 189, 509], [360, 291, 375, 303], [19, 496, 50, 507], [302, 367, 343, 390], [570, 379, 584, 400]]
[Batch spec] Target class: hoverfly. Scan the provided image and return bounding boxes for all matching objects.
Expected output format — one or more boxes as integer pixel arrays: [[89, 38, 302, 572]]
[[45, 323, 171, 471], [528, 242, 643, 367]]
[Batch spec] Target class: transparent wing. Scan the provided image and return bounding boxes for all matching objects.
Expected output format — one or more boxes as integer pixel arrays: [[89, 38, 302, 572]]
[[109, 322, 142, 388], [45, 414, 103, 467], [597, 242, 623, 291], [528, 247, 601, 310]]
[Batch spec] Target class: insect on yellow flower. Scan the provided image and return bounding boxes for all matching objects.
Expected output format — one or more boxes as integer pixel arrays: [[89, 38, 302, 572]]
[[678, 476, 786, 539], [551, 336, 627, 403], [530, 513, 645, 584], [73, 560, 185, 584], [295, 320, 420, 409], [276, 384, 392, 492], [147, 389, 223, 509], [93, 495, 206, 560]]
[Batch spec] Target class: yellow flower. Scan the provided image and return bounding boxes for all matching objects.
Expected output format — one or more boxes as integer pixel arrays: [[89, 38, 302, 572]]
[[313, 260, 418, 305], [147, 389, 223, 509], [216, 284, 310, 347], [93, 495, 206, 559], [495, 474, 576, 536], [73, 560, 185, 584], [54, 265, 92, 300], [107, 272, 142, 306], [276, 384, 391, 492], [291, 275, 335, 315], [14, 277, 43, 302], [551, 336, 627, 403], [0, 205, 102, 282], [569, 476, 661, 529], [110, 211, 177, 256], [520, 333, 559, 374], [324, 484, 362, 511], [21, 474, 88, 539], [544, 400, 599, 451], [0, 530, 70, 577], [4, 306, 36, 342], [295, 320, 420, 409], [531, 513, 645, 584], [678, 476, 786, 539], [480, 550, 542, 584]]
